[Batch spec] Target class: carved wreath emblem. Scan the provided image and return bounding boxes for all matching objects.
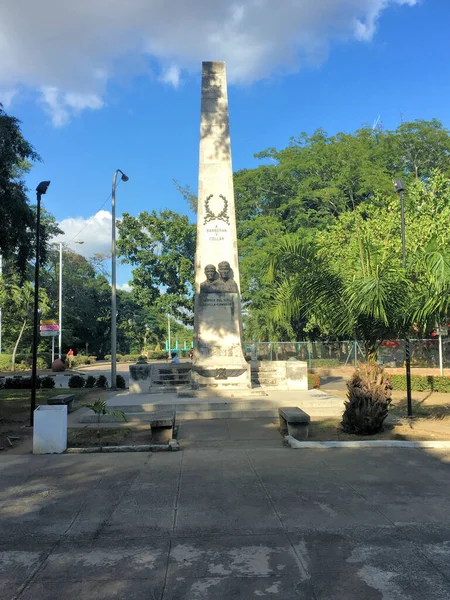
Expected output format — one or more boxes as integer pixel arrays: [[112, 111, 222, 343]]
[[203, 194, 230, 225]]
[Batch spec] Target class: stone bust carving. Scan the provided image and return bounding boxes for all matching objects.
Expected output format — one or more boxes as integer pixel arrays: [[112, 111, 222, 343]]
[[200, 264, 219, 293], [215, 261, 239, 293], [199, 261, 239, 293]]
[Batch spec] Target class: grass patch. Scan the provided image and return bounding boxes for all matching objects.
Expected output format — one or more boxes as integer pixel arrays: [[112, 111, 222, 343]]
[[67, 427, 151, 447]]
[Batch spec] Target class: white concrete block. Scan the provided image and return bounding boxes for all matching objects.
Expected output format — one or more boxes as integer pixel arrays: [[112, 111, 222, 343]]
[[33, 405, 67, 454]]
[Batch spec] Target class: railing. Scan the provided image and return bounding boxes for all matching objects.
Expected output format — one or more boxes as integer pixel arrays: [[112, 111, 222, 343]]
[[243, 339, 450, 370]]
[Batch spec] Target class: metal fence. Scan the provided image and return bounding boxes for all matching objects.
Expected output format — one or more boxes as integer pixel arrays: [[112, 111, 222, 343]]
[[243, 339, 450, 370]]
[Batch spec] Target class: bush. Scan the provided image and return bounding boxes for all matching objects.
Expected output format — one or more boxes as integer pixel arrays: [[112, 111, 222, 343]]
[[147, 350, 167, 360], [71, 355, 91, 367], [85, 375, 96, 388], [0, 354, 12, 370], [308, 374, 321, 389], [310, 358, 341, 368], [116, 374, 126, 389], [104, 354, 123, 362], [342, 363, 392, 435], [95, 375, 109, 388], [68, 375, 85, 388], [120, 354, 142, 362], [390, 374, 450, 393], [41, 376, 55, 389], [4, 376, 41, 389]]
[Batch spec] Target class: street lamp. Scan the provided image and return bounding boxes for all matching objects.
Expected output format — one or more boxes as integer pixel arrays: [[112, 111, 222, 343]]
[[111, 169, 129, 389], [394, 179, 413, 418], [30, 180, 50, 426]]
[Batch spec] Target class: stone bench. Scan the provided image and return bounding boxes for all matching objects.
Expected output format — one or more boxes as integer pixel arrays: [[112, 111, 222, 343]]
[[150, 412, 176, 444], [279, 407, 310, 440], [47, 394, 75, 413]]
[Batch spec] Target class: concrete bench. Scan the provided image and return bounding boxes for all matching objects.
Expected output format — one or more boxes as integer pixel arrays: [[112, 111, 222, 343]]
[[47, 394, 75, 413], [279, 407, 310, 440], [150, 412, 176, 444]]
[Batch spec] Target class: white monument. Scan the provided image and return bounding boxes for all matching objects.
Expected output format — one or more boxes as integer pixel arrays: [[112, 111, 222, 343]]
[[192, 62, 251, 390]]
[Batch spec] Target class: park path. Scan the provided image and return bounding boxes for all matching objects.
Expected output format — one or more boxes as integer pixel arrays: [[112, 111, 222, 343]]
[[2, 447, 450, 599]]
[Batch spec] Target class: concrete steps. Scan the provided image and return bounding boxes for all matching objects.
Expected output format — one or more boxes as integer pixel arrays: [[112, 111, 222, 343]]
[[76, 391, 344, 423]]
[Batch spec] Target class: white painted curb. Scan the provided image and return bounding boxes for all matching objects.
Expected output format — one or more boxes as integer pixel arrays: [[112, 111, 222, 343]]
[[285, 436, 450, 449]]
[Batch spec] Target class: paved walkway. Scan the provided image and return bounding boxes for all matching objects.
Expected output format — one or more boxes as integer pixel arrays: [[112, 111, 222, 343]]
[[2, 447, 450, 599]]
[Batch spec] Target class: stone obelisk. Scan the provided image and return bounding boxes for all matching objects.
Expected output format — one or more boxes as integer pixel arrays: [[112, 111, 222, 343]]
[[192, 62, 250, 390]]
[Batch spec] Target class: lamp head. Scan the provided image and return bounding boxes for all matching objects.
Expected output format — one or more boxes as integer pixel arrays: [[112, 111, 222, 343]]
[[36, 181, 51, 195], [121, 173, 129, 182], [394, 179, 405, 193]]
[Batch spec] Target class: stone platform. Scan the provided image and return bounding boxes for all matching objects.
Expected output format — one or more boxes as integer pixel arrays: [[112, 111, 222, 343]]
[[75, 389, 345, 423]]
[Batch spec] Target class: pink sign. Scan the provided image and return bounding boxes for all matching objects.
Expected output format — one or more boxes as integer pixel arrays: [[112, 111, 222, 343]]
[[40, 324, 59, 331]]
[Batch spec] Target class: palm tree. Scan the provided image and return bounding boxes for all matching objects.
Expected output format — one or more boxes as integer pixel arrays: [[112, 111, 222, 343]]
[[266, 234, 411, 359], [83, 399, 127, 440]]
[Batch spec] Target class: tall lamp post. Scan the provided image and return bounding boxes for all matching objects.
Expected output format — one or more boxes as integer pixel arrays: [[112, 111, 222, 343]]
[[30, 180, 51, 426], [111, 169, 129, 389], [394, 179, 413, 417]]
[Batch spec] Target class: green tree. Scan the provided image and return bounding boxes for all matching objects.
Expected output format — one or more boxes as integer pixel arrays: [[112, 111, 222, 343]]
[[118, 210, 196, 325], [0, 105, 40, 273]]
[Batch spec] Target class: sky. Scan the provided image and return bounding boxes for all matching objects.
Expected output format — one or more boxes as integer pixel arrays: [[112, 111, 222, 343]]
[[2, 0, 449, 288]]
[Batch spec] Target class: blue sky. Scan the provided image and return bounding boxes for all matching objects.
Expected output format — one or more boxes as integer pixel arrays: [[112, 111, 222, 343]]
[[2, 0, 448, 286]]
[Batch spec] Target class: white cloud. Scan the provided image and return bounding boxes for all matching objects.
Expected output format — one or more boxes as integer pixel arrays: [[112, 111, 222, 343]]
[[160, 65, 181, 88], [1, 1, 418, 124], [117, 282, 133, 292], [54, 210, 114, 258]]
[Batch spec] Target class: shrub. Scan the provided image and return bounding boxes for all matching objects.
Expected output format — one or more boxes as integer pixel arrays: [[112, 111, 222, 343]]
[[147, 350, 167, 360], [4, 376, 41, 389], [116, 374, 126, 389], [71, 355, 91, 367], [0, 354, 12, 370], [308, 373, 321, 389], [342, 363, 392, 435], [390, 374, 450, 393], [85, 375, 96, 388], [433, 377, 450, 393], [95, 375, 109, 388], [121, 354, 142, 362], [68, 375, 85, 388], [41, 376, 55, 389], [310, 358, 341, 368]]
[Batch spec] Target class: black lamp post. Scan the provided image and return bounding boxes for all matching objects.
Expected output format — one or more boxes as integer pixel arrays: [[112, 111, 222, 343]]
[[394, 179, 413, 417], [30, 180, 51, 426]]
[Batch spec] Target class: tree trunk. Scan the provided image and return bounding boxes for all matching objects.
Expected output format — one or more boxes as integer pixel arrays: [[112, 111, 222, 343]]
[[11, 319, 27, 372]]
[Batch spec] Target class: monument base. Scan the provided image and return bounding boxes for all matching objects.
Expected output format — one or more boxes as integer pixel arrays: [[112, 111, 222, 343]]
[[191, 360, 251, 391]]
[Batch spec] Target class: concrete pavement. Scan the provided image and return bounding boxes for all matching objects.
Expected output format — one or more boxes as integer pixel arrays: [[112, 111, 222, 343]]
[[2, 447, 450, 599]]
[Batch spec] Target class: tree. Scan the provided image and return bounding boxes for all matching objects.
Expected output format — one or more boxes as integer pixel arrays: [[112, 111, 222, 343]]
[[118, 210, 196, 325], [0, 105, 40, 273], [0, 275, 50, 369]]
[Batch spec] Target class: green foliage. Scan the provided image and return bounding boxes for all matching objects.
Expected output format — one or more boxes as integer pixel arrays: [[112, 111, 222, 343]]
[[117, 209, 195, 325], [342, 363, 392, 435], [308, 374, 321, 389], [390, 374, 450, 393], [147, 350, 168, 360], [71, 355, 92, 367], [40, 376, 55, 389], [68, 375, 85, 388], [4, 376, 41, 389], [116, 374, 126, 389], [82, 399, 128, 439], [94, 375, 108, 388], [85, 375, 96, 388]]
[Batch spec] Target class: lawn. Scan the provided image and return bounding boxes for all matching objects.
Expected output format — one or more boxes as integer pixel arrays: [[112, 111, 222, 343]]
[[0, 388, 109, 451]]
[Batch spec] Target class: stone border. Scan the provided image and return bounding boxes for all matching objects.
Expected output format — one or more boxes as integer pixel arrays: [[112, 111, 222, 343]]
[[285, 435, 450, 449], [66, 440, 180, 453]]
